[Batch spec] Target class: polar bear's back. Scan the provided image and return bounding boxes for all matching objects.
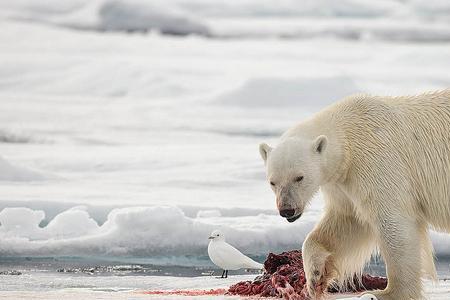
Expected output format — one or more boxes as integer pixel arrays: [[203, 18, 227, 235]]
[[335, 90, 450, 229], [391, 90, 450, 229]]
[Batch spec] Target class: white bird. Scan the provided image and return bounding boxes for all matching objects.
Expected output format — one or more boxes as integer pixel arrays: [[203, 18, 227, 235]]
[[337, 294, 378, 300], [207, 229, 263, 278]]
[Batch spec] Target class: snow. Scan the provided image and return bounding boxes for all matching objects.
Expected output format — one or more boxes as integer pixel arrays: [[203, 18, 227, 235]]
[[0, 208, 45, 236], [0, 156, 48, 181], [1, 204, 450, 258], [0, 0, 450, 297], [0, 205, 317, 257], [0, 4, 449, 259], [44, 207, 100, 239], [196, 210, 221, 218], [0, 0, 209, 35], [1, 0, 450, 40], [0, 273, 449, 299], [216, 76, 360, 107]]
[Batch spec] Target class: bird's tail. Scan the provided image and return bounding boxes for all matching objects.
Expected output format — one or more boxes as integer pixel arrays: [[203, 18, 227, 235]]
[[244, 257, 264, 270]]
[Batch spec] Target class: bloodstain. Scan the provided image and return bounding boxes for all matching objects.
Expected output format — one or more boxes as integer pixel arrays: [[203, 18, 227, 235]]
[[141, 288, 227, 296]]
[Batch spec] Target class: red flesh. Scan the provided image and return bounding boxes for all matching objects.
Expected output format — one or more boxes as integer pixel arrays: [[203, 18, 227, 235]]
[[228, 250, 387, 299]]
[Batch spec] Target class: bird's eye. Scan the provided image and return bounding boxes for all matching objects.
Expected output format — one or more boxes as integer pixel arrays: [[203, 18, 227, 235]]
[[270, 181, 275, 186], [295, 176, 304, 183]]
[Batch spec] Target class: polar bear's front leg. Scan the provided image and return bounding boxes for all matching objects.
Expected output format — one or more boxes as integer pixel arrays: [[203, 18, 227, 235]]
[[370, 214, 424, 300], [302, 235, 335, 299], [303, 211, 375, 299]]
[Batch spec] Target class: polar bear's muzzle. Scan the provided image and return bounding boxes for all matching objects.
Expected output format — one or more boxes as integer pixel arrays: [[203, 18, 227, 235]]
[[279, 207, 302, 222], [277, 188, 303, 222]]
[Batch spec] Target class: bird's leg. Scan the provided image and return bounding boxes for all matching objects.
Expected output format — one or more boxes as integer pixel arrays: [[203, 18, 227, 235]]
[[215, 270, 225, 279], [225, 270, 228, 278]]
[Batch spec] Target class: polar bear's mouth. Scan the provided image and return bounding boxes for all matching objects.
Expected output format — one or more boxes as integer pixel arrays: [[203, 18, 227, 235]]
[[286, 214, 301, 223]]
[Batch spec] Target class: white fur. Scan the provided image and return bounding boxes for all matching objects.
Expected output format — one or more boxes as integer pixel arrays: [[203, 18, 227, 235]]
[[260, 90, 450, 300]]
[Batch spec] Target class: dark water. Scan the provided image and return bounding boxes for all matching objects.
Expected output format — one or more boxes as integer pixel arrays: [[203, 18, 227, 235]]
[[0, 256, 259, 277], [1, 256, 449, 278]]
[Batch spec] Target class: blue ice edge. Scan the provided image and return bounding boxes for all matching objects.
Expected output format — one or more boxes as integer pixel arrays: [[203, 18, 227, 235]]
[[1, 255, 450, 277]]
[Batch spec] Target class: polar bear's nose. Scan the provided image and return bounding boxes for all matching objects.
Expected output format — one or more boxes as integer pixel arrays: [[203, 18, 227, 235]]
[[279, 208, 295, 218]]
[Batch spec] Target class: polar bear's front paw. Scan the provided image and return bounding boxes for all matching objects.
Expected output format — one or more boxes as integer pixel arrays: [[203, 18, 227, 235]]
[[306, 266, 332, 299], [303, 240, 334, 299], [306, 261, 333, 299], [306, 269, 327, 299]]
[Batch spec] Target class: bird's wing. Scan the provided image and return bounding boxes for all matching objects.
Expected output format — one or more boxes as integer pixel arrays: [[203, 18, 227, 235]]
[[217, 242, 263, 270], [211, 242, 244, 270]]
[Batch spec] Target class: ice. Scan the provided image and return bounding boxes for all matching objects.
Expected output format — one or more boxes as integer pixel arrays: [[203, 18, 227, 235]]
[[181, 0, 405, 18], [1, 204, 450, 258], [0, 273, 449, 299], [1, 0, 450, 41], [429, 231, 450, 257], [0, 207, 45, 237], [0, 205, 316, 257], [0, 15, 449, 259], [97, 0, 209, 35], [196, 210, 221, 218], [0, 0, 209, 36], [0, 156, 48, 182], [216, 76, 360, 108], [0, 0, 450, 290], [44, 207, 99, 239]]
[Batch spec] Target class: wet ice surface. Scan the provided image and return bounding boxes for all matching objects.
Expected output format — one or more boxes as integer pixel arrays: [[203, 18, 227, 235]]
[[0, 270, 450, 299], [0, 256, 262, 278], [0, 257, 449, 296]]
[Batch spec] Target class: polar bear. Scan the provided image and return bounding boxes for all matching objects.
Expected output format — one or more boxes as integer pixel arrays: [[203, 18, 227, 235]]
[[259, 90, 450, 300]]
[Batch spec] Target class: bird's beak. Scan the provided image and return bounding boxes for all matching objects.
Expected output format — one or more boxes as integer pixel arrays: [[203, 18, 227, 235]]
[[208, 236, 215, 240]]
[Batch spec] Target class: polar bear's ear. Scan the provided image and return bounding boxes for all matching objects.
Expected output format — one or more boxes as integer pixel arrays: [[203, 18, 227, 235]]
[[259, 143, 272, 162], [312, 135, 327, 154]]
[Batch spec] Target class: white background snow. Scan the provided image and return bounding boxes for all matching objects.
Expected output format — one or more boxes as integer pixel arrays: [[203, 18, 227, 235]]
[[0, 0, 450, 298]]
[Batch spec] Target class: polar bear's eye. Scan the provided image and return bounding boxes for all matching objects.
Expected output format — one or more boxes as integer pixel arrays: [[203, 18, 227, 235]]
[[270, 181, 275, 186], [295, 176, 304, 183]]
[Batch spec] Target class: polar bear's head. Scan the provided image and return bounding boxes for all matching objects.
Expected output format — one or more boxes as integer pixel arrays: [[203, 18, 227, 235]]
[[259, 136, 327, 222]]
